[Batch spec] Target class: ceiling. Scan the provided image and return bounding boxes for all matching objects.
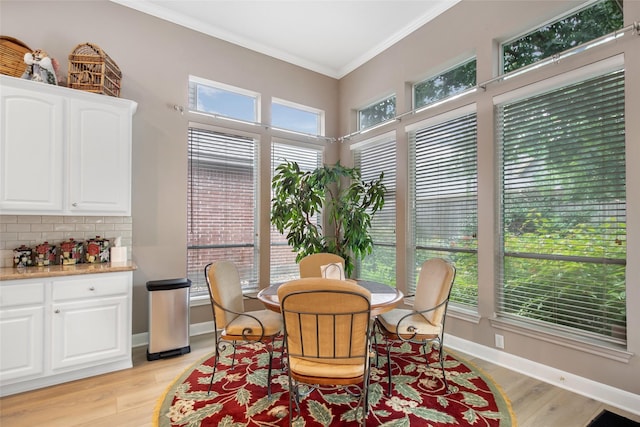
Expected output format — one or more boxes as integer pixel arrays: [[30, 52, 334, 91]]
[[111, 0, 461, 79]]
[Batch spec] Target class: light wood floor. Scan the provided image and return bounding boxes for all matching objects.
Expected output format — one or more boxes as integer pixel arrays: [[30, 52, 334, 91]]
[[1, 333, 638, 427]]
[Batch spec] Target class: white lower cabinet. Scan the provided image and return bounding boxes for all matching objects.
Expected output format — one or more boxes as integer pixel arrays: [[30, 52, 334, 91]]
[[0, 272, 132, 396], [0, 282, 45, 383]]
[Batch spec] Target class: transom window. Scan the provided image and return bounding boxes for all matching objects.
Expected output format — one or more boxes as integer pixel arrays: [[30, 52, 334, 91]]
[[271, 98, 324, 136], [502, 0, 624, 74], [413, 58, 477, 110], [358, 95, 396, 131], [188, 76, 259, 123]]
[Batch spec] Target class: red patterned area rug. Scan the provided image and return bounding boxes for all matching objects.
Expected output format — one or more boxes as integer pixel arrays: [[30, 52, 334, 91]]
[[154, 341, 516, 426]]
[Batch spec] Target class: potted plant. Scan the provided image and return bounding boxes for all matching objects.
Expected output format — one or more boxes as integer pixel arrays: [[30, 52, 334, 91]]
[[271, 160, 386, 277]]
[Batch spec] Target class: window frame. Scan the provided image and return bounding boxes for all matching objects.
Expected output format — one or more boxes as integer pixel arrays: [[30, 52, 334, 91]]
[[351, 131, 397, 286], [493, 54, 627, 347], [187, 122, 260, 297], [406, 104, 479, 307], [270, 138, 324, 284]]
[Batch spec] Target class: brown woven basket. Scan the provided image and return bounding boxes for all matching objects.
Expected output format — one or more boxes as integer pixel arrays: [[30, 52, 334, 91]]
[[0, 36, 31, 78], [68, 42, 121, 97]]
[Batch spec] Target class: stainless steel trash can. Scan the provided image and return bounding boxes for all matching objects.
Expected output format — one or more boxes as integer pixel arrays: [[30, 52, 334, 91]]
[[146, 278, 191, 361]]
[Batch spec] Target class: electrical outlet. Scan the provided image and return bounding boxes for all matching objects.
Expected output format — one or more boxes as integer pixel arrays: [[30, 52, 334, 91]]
[[495, 334, 505, 349]]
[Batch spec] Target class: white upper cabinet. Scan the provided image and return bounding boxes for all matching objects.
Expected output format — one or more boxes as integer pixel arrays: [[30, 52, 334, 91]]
[[0, 82, 65, 212], [0, 75, 137, 215]]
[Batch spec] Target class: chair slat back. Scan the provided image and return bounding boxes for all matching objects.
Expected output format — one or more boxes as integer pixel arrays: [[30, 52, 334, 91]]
[[299, 253, 345, 278], [279, 278, 371, 364]]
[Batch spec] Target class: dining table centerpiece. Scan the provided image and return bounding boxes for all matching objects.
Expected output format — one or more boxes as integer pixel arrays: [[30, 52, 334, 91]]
[[271, 160, 386, 277]]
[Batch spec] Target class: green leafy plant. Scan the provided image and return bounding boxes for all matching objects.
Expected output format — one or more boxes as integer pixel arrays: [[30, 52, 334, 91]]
[[271, 160, 386, 277]]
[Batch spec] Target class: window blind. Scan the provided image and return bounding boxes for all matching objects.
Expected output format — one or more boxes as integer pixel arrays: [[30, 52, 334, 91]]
[[353, 136, 396, 285], [270, 142, 322, 283], [408, 111, 478, 304], [187, 127, 258, 295], [497, 69, 626, 344]]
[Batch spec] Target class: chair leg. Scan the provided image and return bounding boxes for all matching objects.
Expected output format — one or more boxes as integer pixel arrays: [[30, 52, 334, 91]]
[[208, 347, 220, 395], [266, 341, 274, 397], [385, 338, 392, 397], [436, 340, 450, 393], [372, 321, 379, 367], [230, 343, 237, 368]]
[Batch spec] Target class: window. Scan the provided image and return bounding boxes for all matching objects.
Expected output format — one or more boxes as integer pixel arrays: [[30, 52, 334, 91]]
[[187, 126, 258, 296], [414, 58, 477, 109], [353, 133, 396, 286], [270, 142, 322, 283], [272, 98, 324, 136], [189, 76, 259, 123], [502, 0, 623, 73], [495, 59, 626, 344], [408, 106, 478, 306], [358, 95, 396, 131]]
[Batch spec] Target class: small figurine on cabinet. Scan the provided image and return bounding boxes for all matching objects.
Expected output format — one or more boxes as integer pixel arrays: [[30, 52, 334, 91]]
[[21, 49, 59, 85], [60, 238, 83, 265], [13, 245, 33, 268], [85, 236, 110, 263], [35, 241, 57, 266]]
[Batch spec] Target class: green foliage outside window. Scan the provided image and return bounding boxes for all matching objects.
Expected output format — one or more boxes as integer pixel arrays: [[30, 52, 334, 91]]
[[414, 59, 477, 109], [503, 0, 624, 73], [358, 96, 396, 130], [502, 216, 626, 339]]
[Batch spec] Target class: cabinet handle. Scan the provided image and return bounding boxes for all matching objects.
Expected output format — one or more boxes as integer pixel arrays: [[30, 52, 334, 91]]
[[54, 309, 60, 314], [89, 287, 95, 291], [72, 202, 78, 207]]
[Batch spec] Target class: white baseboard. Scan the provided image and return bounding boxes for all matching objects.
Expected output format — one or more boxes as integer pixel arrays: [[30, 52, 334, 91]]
[[132, 321, 215, 348], [445, 335, 640, 417]]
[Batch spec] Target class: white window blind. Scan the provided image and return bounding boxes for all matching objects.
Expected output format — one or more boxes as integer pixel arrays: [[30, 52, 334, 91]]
[[187, 126, 258, 295], [270, 142, 322, 283], [408, 108, 478, 304], [496, 68, 626, 344], [353, 135, 396, 286]]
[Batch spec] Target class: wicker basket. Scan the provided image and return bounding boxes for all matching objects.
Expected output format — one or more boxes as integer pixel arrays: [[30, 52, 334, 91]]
[[0, 36, 31, 78], [68, 42, 121, 97]]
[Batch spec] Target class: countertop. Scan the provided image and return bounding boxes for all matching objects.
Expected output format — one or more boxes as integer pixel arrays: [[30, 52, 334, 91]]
[[0, 262, 137, 281]]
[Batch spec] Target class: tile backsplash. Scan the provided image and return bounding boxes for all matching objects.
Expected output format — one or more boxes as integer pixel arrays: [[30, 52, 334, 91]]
[[0, 215, 132, 268]]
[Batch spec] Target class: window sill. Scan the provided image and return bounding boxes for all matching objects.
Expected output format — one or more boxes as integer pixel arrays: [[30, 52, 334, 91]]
[[190, 292, 260, 307], [490, 317, 633, 363], [190, 294, 210, 307]]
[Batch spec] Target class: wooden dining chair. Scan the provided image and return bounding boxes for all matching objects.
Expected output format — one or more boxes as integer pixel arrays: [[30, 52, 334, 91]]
[[278, 278, 372, 426], [205, 260, 283, 396], [374, 258, 456, 396], [298, 253, 345, 279]]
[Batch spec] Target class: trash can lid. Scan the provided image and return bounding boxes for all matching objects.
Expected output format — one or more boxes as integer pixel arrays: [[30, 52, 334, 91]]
[[146, 278, 192, 291]]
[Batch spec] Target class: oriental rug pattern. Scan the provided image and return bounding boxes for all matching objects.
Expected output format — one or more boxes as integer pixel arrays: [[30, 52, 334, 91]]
[[155, 341, 516, 426]]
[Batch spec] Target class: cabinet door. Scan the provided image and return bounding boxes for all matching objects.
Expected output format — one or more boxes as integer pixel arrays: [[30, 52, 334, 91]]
[[0, 306, 45, 382], [51, 295, 129, 370], [0, 82, 64, 212], [67, 99, 132, 215]]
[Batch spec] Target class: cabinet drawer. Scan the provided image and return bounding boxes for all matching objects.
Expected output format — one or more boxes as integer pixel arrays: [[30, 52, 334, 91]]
[[0, 282, 45, 307], [53, 274, 130, 301]]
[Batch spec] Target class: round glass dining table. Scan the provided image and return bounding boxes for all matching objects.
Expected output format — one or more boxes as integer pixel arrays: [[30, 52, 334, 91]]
[[256, 279, 403, 316]]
